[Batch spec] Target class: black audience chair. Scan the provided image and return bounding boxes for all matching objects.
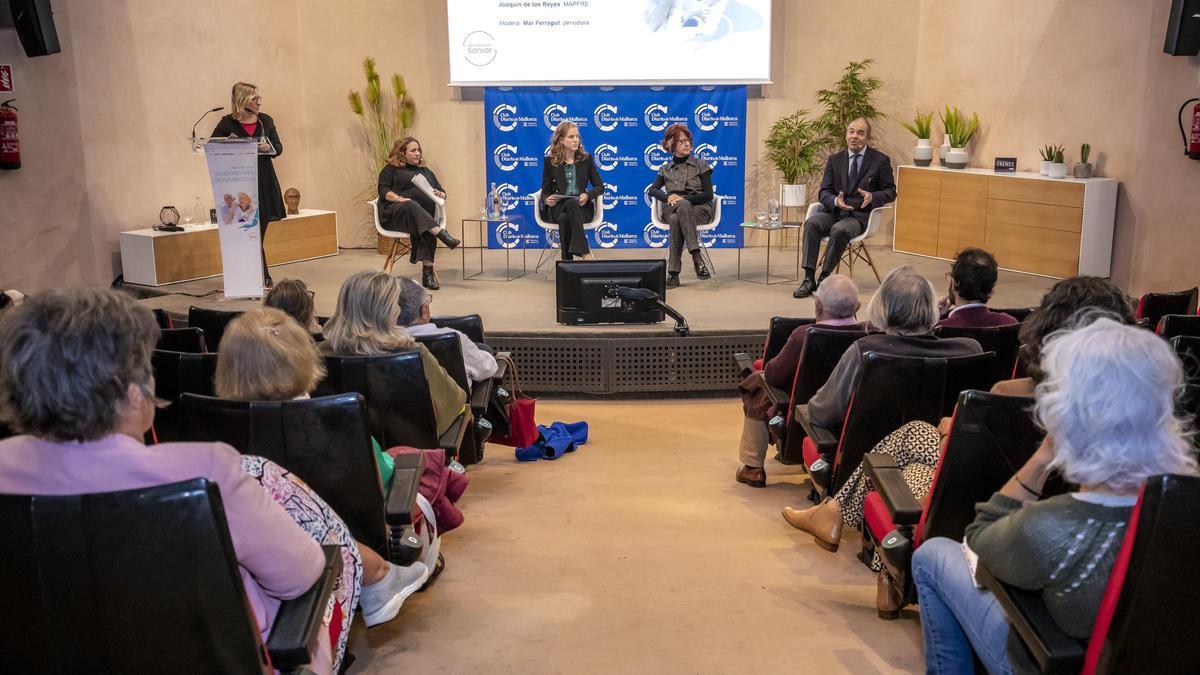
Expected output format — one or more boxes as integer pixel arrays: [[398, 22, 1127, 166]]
[[1170, 335, 1200, 384], [0, 421, 12, 441], [157, 327, 208, 353], [431, 314, 488, 346], [0, 478, 340, 674], [151, 307, 174, 329], [175, 393, 426, 565], [797, 351, 998, 500], [993, 307, 1036, 323], [733, 316, 815, 376], [861, 391, 1052, 614], [1135, 287, 1198, 330], [414, 332, 492, 465], [150, 349, 219, 442], [979, 474, 1200, 674], [187, 306, 244, 351], [767, 326, 869, 464], [1157, 313, 1200, 339], [314, 351, 469, 459], [935, 323, 1021, 387]]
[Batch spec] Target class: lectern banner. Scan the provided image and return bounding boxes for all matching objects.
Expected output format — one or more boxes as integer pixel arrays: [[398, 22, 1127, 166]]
[[204, 139, 262, 298], [484, 85, 747, 250]]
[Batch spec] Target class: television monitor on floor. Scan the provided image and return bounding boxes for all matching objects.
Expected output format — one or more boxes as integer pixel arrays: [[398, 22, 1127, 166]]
[[555, 259, 667, 325]]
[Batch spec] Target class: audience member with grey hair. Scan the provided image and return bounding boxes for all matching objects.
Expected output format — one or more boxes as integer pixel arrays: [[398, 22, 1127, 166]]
[[0, 288, 335, 673], [735, 274, 864, 487], [806, 266, 980, 429], [913, 317, 1197, 675], [397, 276, 498, 385]]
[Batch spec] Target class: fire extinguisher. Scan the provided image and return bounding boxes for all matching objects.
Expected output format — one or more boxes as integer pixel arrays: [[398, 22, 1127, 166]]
[[0, 99, 18, 171], [1179, 98, 1200, 160]]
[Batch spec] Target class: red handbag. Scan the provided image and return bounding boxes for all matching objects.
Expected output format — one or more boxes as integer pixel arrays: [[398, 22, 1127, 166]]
[[491, 355, 539, 448]]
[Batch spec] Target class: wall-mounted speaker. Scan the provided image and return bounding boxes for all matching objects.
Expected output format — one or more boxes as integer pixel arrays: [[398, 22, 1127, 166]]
[[8, 0, 60, 57], [1166, 0, 1200, 56]]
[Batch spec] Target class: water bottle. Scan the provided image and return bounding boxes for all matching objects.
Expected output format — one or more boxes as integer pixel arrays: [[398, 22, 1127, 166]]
[[190, 196, 205, 225], [767, 196, 780, 227], [490, 182, 500, 218]]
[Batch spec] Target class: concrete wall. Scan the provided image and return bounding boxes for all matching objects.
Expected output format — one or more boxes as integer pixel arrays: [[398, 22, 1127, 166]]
[[1, 0, 1195, 294]]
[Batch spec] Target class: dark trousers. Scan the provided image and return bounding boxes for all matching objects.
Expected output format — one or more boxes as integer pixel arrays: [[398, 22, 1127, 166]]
[[381, 199, 441, 264], [546, 198, 594, 258], [662, 200, 713, 273], [260, 220, 271, 281], [802, 211, 864, 278]]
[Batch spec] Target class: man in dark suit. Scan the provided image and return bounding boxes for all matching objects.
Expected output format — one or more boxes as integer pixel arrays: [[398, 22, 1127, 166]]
[[936, 247, 1019, 328], [794, 118, 897, 299]]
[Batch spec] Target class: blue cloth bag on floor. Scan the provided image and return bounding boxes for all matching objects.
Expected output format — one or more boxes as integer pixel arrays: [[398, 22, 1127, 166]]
[[514, 421, 589, 461]]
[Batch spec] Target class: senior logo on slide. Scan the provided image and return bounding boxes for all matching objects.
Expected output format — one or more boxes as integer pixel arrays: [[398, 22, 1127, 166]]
[[643, 143, 672, 170], [462, 31, 497, 67]]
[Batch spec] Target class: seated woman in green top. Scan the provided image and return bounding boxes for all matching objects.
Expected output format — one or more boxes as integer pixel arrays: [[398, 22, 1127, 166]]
[[215, 306, 432, 628], [912, 316, 1197, 675], [539, 121, 605, 261]]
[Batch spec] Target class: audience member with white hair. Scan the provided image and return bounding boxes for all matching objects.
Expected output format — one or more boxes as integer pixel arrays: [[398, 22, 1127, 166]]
[[735, 274, 864, 488], [396, 276, 498, 387], [912, 316, 1197, 675]]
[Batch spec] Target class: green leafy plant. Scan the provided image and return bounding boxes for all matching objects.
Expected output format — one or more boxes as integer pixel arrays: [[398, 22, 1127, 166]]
[[347, 57, 416, 178], [815, 60, 885, 150], [1053, 147, 1065, 163], [1080, 143, 1091, 164], [765, 108, 823, 184], [900, 111, 933, 139], [939, 106, 980, 148], [1039, 144, 1064, 162]]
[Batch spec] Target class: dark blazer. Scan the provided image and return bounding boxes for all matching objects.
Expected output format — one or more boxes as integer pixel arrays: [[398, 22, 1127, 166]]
[[539, 154, 605, 216], [211, 113, 286, 225], [816, 146, 897, 228], [937, 305, 1019, 329]]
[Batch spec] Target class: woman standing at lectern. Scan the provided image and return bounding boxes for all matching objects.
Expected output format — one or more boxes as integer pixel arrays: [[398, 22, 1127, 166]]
[[211, 82, 284, 288], [540, 121, 604, 260], [647, 123, 712, 288], [378, 137, 460, 290]]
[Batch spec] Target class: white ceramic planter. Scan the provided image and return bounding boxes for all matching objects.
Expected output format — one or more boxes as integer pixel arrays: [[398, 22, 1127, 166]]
[[781, 183, 807, 207], [913, 138, 933, 166], [939, 138, 951, 166], [1048, 162, 1067, 179], [1040, 160, 1050, 176], [946, 147, 968, 170]]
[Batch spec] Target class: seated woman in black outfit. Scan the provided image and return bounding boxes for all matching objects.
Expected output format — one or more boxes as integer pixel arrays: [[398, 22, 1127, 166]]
[[378, 137, 460, 290], [540, 121, 604, 260], [647, 123, 713, 288]]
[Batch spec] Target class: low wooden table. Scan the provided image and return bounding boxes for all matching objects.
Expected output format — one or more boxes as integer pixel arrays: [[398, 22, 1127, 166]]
[[119, 209, 338, 286]]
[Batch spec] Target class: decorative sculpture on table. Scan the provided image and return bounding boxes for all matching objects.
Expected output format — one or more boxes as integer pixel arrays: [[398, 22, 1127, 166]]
[[284, 187, 301, 215]]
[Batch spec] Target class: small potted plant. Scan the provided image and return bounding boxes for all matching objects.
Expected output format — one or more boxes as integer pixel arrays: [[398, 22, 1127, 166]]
[[1073, 143, 1093, 178], [1048, 146, 1067, 179], [1038, 145, 1054, 175], [940, 106, 980, 169], [765, 108, 822, 207], [901, 111, 934, 166]]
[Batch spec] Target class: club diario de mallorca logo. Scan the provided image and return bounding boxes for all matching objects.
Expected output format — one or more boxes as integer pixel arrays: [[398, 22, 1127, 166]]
[[495, 183, 520, 213], [593, 144, 638, 172], [543, 103, 588, 131], [492, 103, 537, 132], [643, 142, 672, 170], [643, 221, 668, 248], [593, 103, 637, 132], [643, 103, 688, 132], [695, 142, 739, 167], [495, 220, 521, 249], [694, 102, 739, 131], [594, 221, 620, 249], [493, 144, 539, 171]]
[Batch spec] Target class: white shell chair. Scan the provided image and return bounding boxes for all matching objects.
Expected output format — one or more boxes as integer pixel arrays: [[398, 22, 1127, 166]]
[[649, 191, 723, 280], [802, 202, 894, 283], [371, 197, 447, 274], [531, 189, 605, 279]]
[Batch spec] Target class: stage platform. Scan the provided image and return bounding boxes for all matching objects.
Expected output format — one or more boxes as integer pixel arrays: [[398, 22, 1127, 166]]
[[131, 245, 1056, 395]]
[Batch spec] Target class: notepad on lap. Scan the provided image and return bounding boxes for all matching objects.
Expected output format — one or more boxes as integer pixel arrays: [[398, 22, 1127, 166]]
[[411, 173, 445, 206]]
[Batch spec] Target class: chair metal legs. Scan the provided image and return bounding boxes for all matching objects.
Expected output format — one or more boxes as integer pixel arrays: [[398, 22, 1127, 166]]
[[817, 240, 880, 283]]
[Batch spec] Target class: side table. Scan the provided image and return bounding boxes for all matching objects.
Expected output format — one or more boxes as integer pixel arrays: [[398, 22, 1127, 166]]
[[461, 215, 526, 282], [737, 221, 802, 285]]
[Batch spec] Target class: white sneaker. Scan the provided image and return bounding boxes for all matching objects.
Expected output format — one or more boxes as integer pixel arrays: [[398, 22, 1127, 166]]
[[359, 561, 430, 627]]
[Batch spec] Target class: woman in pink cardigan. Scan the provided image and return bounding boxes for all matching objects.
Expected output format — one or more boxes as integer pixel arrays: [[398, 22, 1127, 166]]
[[0, 288, 334, 674]]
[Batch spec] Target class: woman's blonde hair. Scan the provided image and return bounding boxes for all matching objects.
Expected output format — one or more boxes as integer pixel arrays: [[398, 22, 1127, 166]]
[[548, 121, 588, 166], [323, 271, 416, 356], [386, 136, 424, 168], [231, 82, 259, 121], [215, 307, 325, 401]]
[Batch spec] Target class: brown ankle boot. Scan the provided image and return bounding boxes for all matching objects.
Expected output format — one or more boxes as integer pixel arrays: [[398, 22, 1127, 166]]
[[781, 499, 843, 552], [876, 569, 902, 620]]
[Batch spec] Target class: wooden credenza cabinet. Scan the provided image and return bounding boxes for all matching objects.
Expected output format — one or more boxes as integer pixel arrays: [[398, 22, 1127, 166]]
[[893, 166, 1117, 278]]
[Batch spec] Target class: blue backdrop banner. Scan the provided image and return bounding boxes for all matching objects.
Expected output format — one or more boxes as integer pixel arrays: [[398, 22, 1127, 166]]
[[483, 86, 746, 250]]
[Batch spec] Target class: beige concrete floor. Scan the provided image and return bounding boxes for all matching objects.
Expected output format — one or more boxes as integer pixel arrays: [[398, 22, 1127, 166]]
[[347, 400, 924, 674], [136, 245, 1055, 335]]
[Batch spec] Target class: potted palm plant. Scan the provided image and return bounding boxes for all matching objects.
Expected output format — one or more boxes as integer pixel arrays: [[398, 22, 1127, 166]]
[[901, 111, 934, 166], [765, 108, 822, 207], [940, 106, 980, 169], [1073, 143, 1093, 178], [1048, 146, 1067, 179]]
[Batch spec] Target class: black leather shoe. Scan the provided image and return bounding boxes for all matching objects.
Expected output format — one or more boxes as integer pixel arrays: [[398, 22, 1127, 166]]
[[793, 278, 816, 298], [691, 251, 710, 279], [666, 273, 680, 289], [436, 229, 461, 250], [421, 267, 440, 290]]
